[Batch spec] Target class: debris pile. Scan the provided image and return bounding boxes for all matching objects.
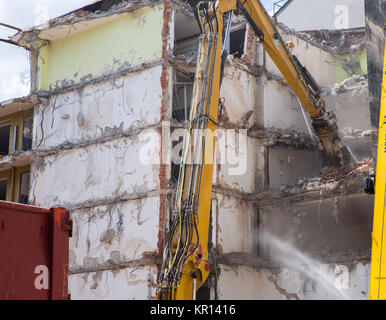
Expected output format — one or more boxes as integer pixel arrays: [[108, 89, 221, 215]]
[[254, 158, 374, 204], [322, 75, 368, 96], [285, 157, 373, 194], [277, 22, 365, 56]]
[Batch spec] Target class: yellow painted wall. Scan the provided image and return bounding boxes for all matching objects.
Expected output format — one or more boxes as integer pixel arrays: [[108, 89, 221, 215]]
[[38, 5, 164, 91], [336, 49, 368, 83]]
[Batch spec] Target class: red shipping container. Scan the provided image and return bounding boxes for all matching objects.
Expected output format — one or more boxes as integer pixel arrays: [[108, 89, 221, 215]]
[[0, 201, 71, 300]]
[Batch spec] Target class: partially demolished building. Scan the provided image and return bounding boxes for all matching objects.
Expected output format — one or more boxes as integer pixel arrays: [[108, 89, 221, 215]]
[[3, 0, 374, 299]]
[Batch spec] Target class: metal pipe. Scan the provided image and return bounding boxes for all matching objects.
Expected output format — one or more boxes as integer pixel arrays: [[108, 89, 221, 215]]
[[0, 38, 20, 47], [192, 278, 197, 300], [13, 126, 18, 152], [0, 22, 22, 32], [222, 11, 233, 53]]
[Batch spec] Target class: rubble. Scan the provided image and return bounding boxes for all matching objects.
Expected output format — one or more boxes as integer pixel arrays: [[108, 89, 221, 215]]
[[277, 22, 366, 56], [322, 75, 368, 96], [253, 158, 374, 205], [248, 127, 318, 149], [3, 0, 373, 300]]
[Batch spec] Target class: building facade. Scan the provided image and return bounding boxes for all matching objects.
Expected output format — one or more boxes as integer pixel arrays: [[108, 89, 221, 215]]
[[7, 0, 374, 299]]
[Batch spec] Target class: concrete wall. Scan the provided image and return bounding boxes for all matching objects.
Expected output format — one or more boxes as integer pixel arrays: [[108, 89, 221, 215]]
[[217, 263, 370, 300], [24, 2, 374, 300], [259, 194, 373, 256], [33, 67, 163, 150], [323, 76, 371, 161], [216, 193, 373, 300], [267, 29, 367, 86], [30, 64, 166, 299], [70, 197, 160, 268], [276, 0, 365, 31], [69, 265, 158, 300], [266, 34, 338, 86], [263, 79, 311, 134], [31, 128, 160, 209], [29, 1, 174, 299], [268, 147, 322, 188], [213, 193, 255, 254]]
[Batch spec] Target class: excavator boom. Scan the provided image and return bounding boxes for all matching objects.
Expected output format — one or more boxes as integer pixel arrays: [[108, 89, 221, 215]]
[[368, 34, 386, 300], [157, 0, 351, 300]]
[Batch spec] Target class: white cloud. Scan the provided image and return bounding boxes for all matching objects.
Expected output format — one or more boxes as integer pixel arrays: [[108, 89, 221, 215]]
[[0, 0, 92, 102], [0, 73, 30, 101]]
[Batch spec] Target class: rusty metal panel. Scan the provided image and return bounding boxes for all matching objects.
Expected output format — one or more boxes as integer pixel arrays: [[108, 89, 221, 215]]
[[0, 201, 70, 300]]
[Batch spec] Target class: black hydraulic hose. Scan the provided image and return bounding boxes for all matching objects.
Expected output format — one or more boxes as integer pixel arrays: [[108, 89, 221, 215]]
[[237, 0, 264, 42]]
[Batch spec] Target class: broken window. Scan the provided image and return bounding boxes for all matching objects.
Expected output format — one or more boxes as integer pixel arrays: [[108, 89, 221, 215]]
[[22, 116, 32, 151], [174, 11, 201, 59], [0, 111, 34, 155], [0, 178, 7, 201], [19, 171, 30, 204], [230, 27, 246, 58], [0, 166, 30, 203], [173, 83, 194, 122], [0, 121, 11, 156], [173, 71, 194, 123]]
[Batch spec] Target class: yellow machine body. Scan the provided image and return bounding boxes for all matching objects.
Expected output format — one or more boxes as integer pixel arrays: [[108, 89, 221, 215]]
[[369, 38, 386, 300], [157, 0, 352, 300]]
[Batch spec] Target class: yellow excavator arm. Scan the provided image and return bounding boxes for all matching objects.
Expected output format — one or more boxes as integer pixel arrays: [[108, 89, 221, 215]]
[[157, 0, 351, 300], [366, 34, 386, 300]]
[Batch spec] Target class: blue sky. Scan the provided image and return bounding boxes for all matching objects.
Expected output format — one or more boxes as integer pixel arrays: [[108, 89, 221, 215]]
[[0, 0, 282, 101]]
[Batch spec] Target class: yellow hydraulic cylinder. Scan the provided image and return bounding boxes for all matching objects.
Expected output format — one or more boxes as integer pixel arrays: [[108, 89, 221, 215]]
[[369, 39, 386, 300]]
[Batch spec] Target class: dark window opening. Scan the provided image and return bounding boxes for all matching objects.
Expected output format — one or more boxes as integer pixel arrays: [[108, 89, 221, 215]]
[[230, 27, 246, 59], [173, 73, 194, 123], [19, 172, 30, 204], [196, 278, 212, 300], [171, 134, 185, 184], [0, 122, 11, 156], [0, 178, 7, 201], [172, 83, 194, 122], [22, 116, 32, 151], [174, 11, 201, 59], [171, 72, 194, 184]]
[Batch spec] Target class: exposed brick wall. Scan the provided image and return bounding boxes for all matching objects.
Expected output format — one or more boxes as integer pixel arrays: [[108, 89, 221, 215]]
[[157, 0, 172, 280], [241, 26, 257, 66]]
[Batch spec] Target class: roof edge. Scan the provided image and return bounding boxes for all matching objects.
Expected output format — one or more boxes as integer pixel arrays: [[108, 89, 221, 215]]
[[273, 0, 294, 18]]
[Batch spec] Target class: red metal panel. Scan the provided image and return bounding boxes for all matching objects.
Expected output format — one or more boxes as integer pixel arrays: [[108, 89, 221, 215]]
[[0, 201, 70, 300], [51, 207, 70, 300]]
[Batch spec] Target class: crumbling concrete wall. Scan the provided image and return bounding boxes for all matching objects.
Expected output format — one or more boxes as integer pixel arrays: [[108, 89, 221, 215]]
[[268, 147, 322, 188], [26, 1, 175, 300], [364, 0, 385, 157], [207, 11, 373, 299], [69, 265, 158, 300], [266, 34, 338, 86], [268, 28, 367, 85], [37, 5, 165, 91], [20, 0, 374, 300], [32, 67, 163, 150], [212, 193, 255, 255], [217, 262, 370, 300], [323, 75, 371, 161], [266, 25, 371, 162], [260, 194, 373, 256]]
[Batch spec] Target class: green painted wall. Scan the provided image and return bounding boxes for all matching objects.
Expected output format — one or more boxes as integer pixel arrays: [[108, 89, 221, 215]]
[[38, 5, 164, 91], [336, 49, 368, 83]]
